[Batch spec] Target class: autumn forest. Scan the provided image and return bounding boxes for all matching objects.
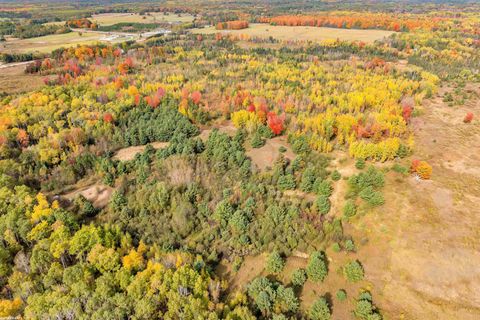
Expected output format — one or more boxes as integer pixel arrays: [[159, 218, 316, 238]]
[[0, 0, 479, 319]]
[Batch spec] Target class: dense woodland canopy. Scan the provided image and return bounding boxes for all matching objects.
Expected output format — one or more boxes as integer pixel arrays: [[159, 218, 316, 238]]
[[0, 0, 478, 319]]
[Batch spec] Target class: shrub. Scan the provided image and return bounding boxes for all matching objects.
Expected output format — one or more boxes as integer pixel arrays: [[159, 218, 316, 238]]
[[309, 297, 331, 320], [300, 168, 316, 193], [343, 260, 364, 283], [314, 179, 332, 197], [290, 134, 310, 154], [343, 200, 356, 218], [336, 289, 347, 302], [392, 163, 408, 175], [233, 256, 243, 272], [247, 277, 299, 315], [278, 174, 296, 190], [344, 239, 356, 252], [316, 195, 331, 215], [291, 268, 307, 287], [348, 166, 385, 193], [331, 170, 341, 181], [354, 291, 382, 320], [306, 251, 328, 282], [355, 159, 366, 170], [251, 132, 265, 148], [279, 146, 287, 153], [359, 186, 385, 207], [331, 242, 341, 252], [266, 250, 285, 274], [397, 144, 410, 158]]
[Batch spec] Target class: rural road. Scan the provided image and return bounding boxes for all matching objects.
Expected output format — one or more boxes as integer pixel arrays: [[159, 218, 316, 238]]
[[0, 60, 32, 69]]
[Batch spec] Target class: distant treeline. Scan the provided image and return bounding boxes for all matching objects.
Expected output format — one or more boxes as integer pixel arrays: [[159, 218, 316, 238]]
[[97, 22, 160, 33], [0, 52, 44, 63], [0, 21, 70, 39]]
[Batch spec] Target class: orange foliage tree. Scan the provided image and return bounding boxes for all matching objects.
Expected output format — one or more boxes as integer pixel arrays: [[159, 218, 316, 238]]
[[216, 20, 249, 30], [411, 159, 432, 179]]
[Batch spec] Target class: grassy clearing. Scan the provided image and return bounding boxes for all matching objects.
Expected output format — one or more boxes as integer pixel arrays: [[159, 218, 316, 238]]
[[0, 64, 44, 94], [92, 12, 194, 26], [0, 32, 126, 54], [46, 12, 195, 27], [192, 23, 395, 43]]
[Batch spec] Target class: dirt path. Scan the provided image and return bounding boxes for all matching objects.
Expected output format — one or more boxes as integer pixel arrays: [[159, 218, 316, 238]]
[[353, 84, 480, 319], [0, 61, 33, 69]]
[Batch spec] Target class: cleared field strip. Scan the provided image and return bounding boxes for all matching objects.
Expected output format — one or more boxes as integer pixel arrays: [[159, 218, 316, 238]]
[[45, 12, 195, 27], [192, 23, 395, 43], [91, 12, 195, 26], [0, 31, 133, 54]]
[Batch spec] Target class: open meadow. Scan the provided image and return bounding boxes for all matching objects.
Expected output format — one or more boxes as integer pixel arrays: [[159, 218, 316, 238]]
[[91, 12, 195, 26], [45, 12, 195, 27], [0, 32, 106, 53], [192, 23, 395, 43]]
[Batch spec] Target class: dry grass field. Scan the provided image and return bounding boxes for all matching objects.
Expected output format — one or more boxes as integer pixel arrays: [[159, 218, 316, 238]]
[[91, 12, 195, 26], [0, 63, 44, 94], [45, 12, 195, 27], [346, 84, 480, 319], [191, 23, 395, 43], [0, 32, 106, 53]]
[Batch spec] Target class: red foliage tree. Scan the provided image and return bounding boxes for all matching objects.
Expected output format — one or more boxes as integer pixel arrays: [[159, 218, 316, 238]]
[[267, 112, 285, 136], [134, 94, 141, 106], [464, 112, 474, 123], [402, 105, 413, 123], [191, 91, 202, 104], [146, 95, 161, 108], [103, 113, 114, 123]]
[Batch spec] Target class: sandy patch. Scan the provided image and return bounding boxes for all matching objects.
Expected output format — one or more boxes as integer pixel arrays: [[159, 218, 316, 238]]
[[247, 135, 295, 171], [112, 141, 169, 161], [63, 183, 114, 208]]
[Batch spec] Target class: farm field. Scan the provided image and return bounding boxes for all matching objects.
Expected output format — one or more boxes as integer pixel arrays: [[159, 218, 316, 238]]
[[192, 23, 395, 43]]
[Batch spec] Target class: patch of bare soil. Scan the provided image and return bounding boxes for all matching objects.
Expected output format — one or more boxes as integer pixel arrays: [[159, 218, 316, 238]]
[[112, 141, 169, 161], [352, 84, 480, 319], [246, 135, 295, 171], [217, 255, 267, 292], [198, 121, 237, 141], [62, 183, 114, 208]]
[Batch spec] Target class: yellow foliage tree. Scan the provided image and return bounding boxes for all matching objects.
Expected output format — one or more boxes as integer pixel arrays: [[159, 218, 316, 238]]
[[231, 110, 262, 132], [0, 298, 22, 317], [122, 249, 145, 271], [30, 193, 58, 223]]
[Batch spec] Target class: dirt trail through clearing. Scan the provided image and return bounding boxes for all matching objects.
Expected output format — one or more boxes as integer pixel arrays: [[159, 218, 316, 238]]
[[354, 84, 480, 319]]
